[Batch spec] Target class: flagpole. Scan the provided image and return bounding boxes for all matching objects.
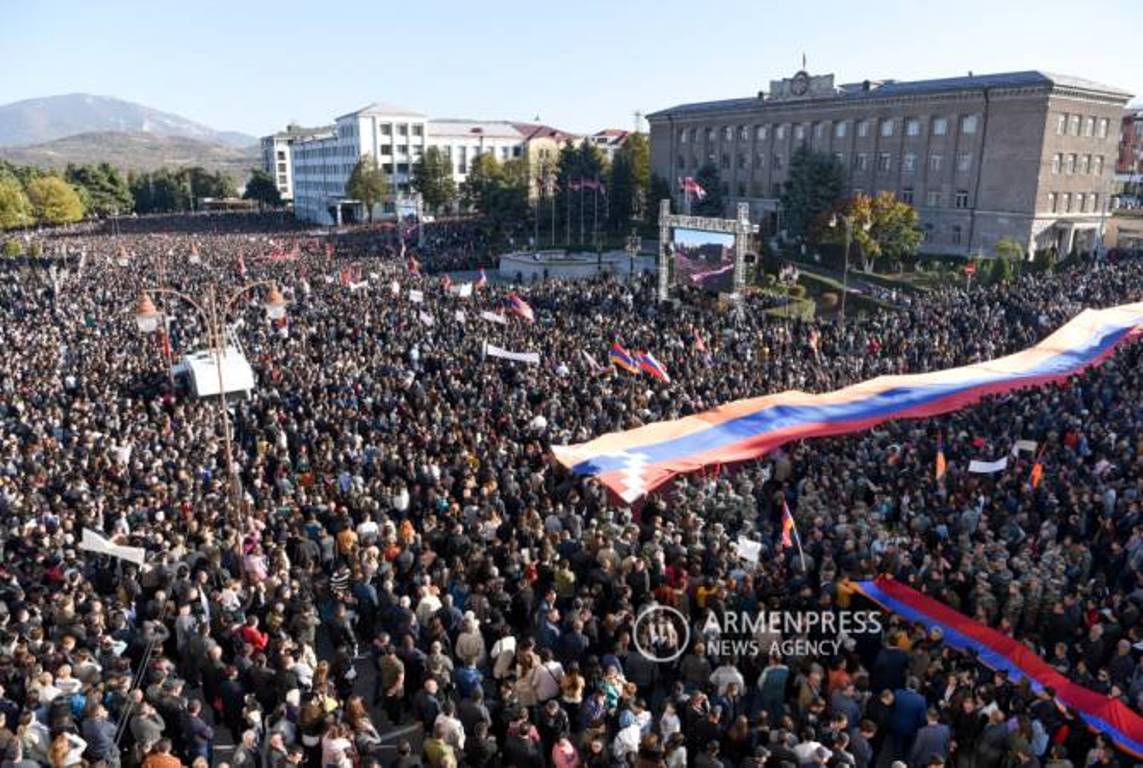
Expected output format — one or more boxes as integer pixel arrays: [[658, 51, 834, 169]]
[[592, 184, 598, 249], [550, 174, 556, 247], [566, 178, 571, 246], [579, 180, 585, 246], [792, 522, 807, 573]]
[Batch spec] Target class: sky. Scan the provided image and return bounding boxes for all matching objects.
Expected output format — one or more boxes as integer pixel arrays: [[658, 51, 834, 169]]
[[2, 0, 1141, 139]]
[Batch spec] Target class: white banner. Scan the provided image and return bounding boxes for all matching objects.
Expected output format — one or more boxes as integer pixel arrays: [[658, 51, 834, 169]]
[[418, 311, 434, 326], [409, 289, 424, 303], [80, 528, 146, 566], [969, 457, 1008, 474], [483, 342, 540, 365], [452, 282, 474, 298], [454, 310, 466, 324], [390, 280, 400, 296], [735, 536, 762, 564], [1015, 439, 1038, 453], [480, 311, 507, 325]]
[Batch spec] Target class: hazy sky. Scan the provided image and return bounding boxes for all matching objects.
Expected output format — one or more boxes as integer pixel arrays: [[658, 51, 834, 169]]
[[2, 0, 1140, 138]]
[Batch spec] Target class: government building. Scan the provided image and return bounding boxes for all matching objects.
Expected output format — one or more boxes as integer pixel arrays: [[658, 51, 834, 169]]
[[648, 70, 1132, 257]]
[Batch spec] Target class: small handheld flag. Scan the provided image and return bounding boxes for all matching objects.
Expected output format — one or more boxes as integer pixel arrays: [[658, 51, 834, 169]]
[[507, 293, 534, 322], [935, 434, 947, 482], [781, 498, 807, 571], [476, 269, 488, 289], [609, 343, 641, 375], [637, 351, 671, 383]]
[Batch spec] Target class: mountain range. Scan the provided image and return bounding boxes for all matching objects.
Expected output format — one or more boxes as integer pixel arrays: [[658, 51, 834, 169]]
[[0, 94, 260, 179]]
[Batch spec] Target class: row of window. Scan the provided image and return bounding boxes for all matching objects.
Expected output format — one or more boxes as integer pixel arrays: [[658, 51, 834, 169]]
[[377, 123, 424, 138], [1045, 191, 1104, 214], [1055, 113, 1111, 140], [921, 223, 965, 245], [1050, 153, 1105, 176], [717, 181, 970, 209], [682, 150, 975, 175], [679, 115, 979, 145]]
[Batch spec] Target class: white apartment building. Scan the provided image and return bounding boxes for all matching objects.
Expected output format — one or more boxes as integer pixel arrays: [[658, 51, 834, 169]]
[[426, 119, 526, 186], [260, 124, 334, 202]]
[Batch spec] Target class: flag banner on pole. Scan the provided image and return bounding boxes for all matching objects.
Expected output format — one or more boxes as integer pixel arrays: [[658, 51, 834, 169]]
[[483, 342, 540, 365], [480, 311, 508, 326], [476, 269, 488, 289], [552, 302, 1143, 503], [582, 350, 604, 372], [409, 289, 424, 304], [1015, 439, 1039, 453], [508, 293, 535, 322], [679, 176, 707, 200], [608, 343, 641, 375], [935, 435, 947, 481], [852, 576, 1143, 759], [451, 282, 474, 298], [637, 351, 671, 383], [418, 311, 434, 327]]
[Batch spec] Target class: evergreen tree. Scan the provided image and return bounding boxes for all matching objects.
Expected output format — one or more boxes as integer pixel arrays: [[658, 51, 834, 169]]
[[780, 146, 846, 242], [692, 162, 723, 216], [243, 169, 282, 210], [411, 147, 457, 213]]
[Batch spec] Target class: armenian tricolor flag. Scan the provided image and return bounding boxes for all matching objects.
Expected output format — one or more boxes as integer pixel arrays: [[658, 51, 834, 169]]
[[553, 302, 1143, 503], [853, 576, 1143, 758], [507, 293, 534, 322], [637, 352, 671, 383], [609, 344, 640, 375], [935, 434, 947, 482]]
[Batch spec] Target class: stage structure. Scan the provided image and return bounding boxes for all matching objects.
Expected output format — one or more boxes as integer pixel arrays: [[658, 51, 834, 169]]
[[657, 200, 757, 302]]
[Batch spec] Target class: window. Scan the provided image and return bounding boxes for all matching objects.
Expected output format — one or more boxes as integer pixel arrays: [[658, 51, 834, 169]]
[[923, 223, 934, 242], [857, 120, 869, 138], [955, 190, 969, 208], [736, 182, 746, 197], [1084, 117, 1095, 137], [720, 153, 730, 169], [926, 190, 942, 207], [834, 152, 845, 166], [677, 154, 686, 169], [961, 115, 979, 134], [277, 150, 286, 161], [794, 124, 805, 141], [1093, 193, 1100, 211], [854, 153, 868, 171], [412, 125, 423, 137], [880, 119, 895, 137], [398, 124, 408, 136], [929, 154, 944, 172], [737, 153, 747, 170], [1069, 115, 1080, 135], [739, 126, 749, 141], [1098, 118, 1109, 139], [1094, 156, 1104, 175], [1056, 114, 1067, 135], [906, 118, 921, 137], [720, 181, 729, 196], [277, 162, 287, 173], [773, 153, 784, 170], [951, 225, 962, 245], [724, 126, 734, 141], [878, 153, 892, 171], [277, 174, 287, 185], [835, 121, 847, 139], [1051, 154, 1061, 174], [1079, 155, 1090, 174], [757, 125, 768, 140], [901, 153, 916, 172], [396, 163, 409, 174], [1048, 192, 1057, 212], [383, 163, 394, 173], [705, 127, 714, 142], [957, 153, 973, 173], [1066, 154, 1076, 174], [901, 187, 915, 204], [755, 152, 766, 167], [814, 122, 825, 140], [933, 117, 948, 136], [679, 129, 688, 144], [689, 128, 697, 143], [776, 125, 786, 140], [501, 147, 510, 160], [1062, 192, 1071, 212]]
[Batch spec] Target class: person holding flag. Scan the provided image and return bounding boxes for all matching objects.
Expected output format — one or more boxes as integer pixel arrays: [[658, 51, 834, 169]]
[[637, 351, 671, 383], [780, 498, 807, 572], [475, 269, 488, 289], [507, 293, 534, 322], [609, 343, 641, 375]]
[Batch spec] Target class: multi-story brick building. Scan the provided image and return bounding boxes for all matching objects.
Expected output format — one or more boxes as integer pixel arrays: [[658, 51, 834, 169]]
[[648, 70, 1132, 256]]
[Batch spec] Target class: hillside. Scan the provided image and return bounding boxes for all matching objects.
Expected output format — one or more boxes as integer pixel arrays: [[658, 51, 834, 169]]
[[0, 131, 259, 180], [0, 93, 256, 148]]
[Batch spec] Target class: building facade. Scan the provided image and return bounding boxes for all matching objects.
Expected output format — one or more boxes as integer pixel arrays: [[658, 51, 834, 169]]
[[648, 70, 1132, 257], [260, 124, 333, 201], [287, 103, 584, 225]]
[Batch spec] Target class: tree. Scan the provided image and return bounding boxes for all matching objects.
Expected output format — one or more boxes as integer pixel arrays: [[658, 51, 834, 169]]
[[129, 168, 191, 214], [555, 140, 608, 244], [648, 174, 671, 226], [64, 163, 132, 216], [347, 159, 388, 221], [780, 146, 846, 242], [825, 192, 923, 272], [0, 178, 33, 229], [692, 162, 723, 216], [411, 147, 456, 213], [994, 237, 1026, 262], [608, 133, 650, 231], [25, 176, 85, 225], [462, 153, 502, 213], [346, 158, 389, 222], [243, 169, 282, 210]]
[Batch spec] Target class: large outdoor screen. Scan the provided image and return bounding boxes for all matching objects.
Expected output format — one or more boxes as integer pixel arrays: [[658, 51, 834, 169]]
[[672, 228, 735, 293]]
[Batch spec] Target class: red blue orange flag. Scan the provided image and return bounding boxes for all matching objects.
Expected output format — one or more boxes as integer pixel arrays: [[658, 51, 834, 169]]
[[637, 352, 671, 383], [507, 293, 534, 322], [609, 344, 640, 375]]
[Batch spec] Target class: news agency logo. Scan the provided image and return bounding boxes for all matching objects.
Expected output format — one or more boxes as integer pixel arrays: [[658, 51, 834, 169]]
[[633, 605, 883, 664]]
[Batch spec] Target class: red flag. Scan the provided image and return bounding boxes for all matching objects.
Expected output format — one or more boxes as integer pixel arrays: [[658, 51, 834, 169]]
[[936, 434, 947, 482], [781, 499, 796, 548], [507, 293, 534, 322]]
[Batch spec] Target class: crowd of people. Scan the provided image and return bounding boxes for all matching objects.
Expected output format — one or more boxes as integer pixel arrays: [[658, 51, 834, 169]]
[[0, 211, 1140, 768]]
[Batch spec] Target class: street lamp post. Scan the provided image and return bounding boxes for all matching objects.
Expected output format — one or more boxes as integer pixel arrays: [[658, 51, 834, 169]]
[[133, 281, 287, 544], [625, 229, 640, 280], [829, 213, 871, 327]]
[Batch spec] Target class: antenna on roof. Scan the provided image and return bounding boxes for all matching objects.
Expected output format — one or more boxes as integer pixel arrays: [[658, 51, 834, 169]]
[[633, 110, 643, 133], [802, 52, 807, 70]]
